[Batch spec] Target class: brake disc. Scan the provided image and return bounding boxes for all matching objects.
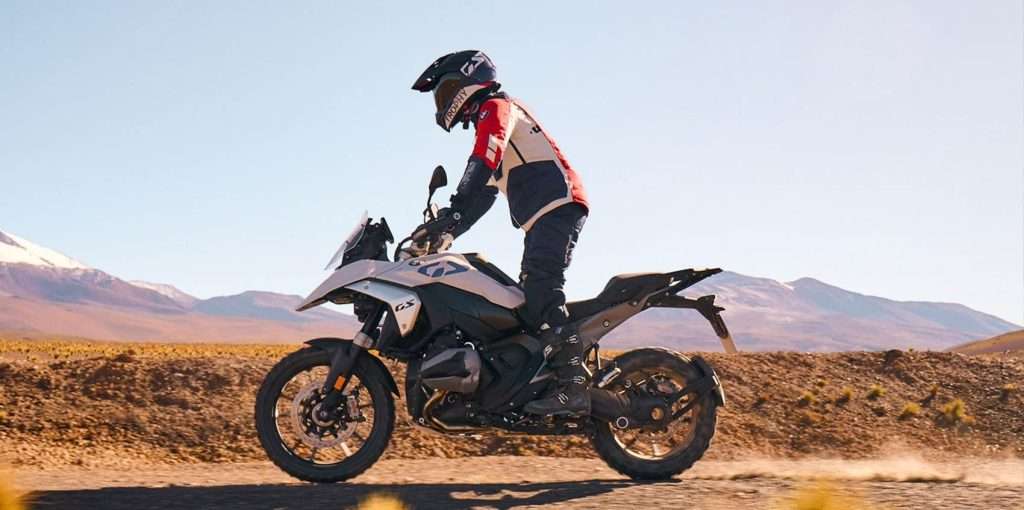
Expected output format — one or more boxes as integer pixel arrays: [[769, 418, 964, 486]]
[[290, 381, 358, 448]]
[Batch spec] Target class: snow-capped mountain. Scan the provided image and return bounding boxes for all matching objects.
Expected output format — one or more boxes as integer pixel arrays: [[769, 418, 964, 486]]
[[129, 280, 198, 307], [0, 229, 356, 342], [0, 230, 89, 270]]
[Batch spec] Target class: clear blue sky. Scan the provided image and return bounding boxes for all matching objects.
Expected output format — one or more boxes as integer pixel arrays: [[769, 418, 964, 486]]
[[2, 1, 1022, 324]]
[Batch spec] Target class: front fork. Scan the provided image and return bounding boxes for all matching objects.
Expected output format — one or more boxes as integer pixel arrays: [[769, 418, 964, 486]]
[[315, 302, 386, 423]]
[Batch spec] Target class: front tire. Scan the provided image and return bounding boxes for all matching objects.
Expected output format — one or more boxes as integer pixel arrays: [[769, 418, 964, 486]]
[[591, 347, 719, 481], [255, 347, 395, 483]]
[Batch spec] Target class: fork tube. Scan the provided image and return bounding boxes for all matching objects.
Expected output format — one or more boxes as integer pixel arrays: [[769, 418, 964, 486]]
[[318, 302, 386, 415]]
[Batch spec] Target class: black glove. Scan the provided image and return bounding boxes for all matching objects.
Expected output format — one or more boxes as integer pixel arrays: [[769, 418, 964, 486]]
[[413, 209, 460, 241], [449, 157, 497, 238]]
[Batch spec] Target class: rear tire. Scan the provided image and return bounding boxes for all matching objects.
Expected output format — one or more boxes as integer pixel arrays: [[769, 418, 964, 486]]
[[255, 347, 395, 483], [591, 347, 719, 481]]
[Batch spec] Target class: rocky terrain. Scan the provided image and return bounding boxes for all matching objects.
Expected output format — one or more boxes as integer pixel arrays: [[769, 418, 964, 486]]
[[0, 338, 1020, 468]]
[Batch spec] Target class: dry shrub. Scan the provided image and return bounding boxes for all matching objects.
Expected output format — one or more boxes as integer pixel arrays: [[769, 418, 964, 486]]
[[866, 384, 886, 400], [899, 402, 921, 420], [799, 410, 823, 426], [0, 470, 25, 510], [777, 482, 871, 510], [922, 383, 940, 405], [797, 391, 817, 407], [357, 493, 408, 510], [940, 398, 974, 425], [835, 387, 854, 405], [754, 394, 771, 408], [815, 379, 827, 388], [1000, 383, 1017, 401]]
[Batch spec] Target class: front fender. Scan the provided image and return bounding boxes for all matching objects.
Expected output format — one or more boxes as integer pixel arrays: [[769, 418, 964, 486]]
[[304, 337, 399, 396]]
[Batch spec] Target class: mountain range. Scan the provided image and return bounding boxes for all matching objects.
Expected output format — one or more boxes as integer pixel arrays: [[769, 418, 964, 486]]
[[0, 228, 1018, 350], [0, 229, 357, 342], [603, 271, 1018, 351]]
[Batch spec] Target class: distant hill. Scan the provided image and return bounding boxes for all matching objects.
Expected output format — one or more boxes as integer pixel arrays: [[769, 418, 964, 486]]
[[603, 272, 1019, 352], [949, 330, 1024, 356], [1, 228, 1018, 350], [0, 229, 356, 343]]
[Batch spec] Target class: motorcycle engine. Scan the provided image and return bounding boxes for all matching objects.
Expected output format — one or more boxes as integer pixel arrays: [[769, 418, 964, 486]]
[[419, 344, 482, 394], [405, 330, 485, 426]]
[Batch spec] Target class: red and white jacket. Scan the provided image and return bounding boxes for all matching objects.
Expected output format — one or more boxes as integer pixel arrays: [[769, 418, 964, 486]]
[[470, 95, 588, 231]]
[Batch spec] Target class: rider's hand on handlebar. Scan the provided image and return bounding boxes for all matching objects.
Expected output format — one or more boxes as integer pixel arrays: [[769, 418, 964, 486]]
[[398, 242, 428, 260], [416, 208, 460, 238], [401, 208, 459, 261]]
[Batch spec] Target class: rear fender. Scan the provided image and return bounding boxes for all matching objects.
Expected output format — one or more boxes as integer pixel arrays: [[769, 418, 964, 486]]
[[578, 268, 738, 353], [645, 293, 738, 354], [690, 355, 726, 406], [304, 338, 399, 396]]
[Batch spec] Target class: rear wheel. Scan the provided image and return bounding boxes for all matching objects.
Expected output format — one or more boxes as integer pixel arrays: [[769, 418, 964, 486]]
[[591, 347, 719, 481], [255, 347, 395, 483]]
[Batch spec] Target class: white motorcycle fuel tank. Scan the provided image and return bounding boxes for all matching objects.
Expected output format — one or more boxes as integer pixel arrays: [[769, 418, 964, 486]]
[[296, 252, 524, 336]]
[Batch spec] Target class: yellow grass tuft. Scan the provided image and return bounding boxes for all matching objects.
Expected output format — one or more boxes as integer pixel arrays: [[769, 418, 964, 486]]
[[778, 482, 872, 510], [866, 384, 886, 400], [797, 391, 817, 407], [835, 387, 854, 405], [899, 402, 921, 420], [357, 493, 408, 510], [940, 398, 974, 425]]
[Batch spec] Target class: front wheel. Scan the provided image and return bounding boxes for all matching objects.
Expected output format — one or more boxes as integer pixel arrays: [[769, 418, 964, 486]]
[[591, 347, 719, 481], [255, 347, 395, 483]]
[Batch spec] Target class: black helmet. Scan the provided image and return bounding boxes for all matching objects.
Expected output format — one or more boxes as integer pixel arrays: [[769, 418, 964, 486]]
[[412, 50, 499, 132]]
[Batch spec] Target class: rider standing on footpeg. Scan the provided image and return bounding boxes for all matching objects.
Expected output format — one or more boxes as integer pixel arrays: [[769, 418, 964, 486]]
[[412, 50, 591, 417]]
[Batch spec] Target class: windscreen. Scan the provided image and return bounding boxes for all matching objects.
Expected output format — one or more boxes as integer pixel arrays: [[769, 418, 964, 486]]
[[323, 211, 369, 270]]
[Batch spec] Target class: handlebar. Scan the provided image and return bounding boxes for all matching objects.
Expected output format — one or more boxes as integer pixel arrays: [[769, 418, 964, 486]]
[[392, 211, 459, 262]]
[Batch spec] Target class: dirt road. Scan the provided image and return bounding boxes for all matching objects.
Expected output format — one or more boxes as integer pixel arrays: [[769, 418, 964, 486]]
[[16, 457, 1024, 509]]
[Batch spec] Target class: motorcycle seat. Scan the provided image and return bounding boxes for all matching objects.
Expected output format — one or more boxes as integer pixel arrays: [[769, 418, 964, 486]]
[[567, 272, 673, 321]]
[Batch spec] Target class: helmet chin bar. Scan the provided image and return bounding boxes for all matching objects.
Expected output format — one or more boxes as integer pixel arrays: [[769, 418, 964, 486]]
[[437, 83, 487, 131]]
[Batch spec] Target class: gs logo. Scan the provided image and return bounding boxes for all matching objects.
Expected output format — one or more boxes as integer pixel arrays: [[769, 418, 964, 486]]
[[417, 261, 469, 278]]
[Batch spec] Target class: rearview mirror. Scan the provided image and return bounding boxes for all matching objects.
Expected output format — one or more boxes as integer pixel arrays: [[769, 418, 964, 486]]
[[425, 165, 448, 221], [428, 165, 448, 194]]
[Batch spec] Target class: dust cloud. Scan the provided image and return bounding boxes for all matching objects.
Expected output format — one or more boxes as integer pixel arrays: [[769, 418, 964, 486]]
[[685, 456, 1024, 486]]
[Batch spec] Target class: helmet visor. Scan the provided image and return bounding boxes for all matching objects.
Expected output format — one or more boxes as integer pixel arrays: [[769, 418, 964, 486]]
[[433, 74, 463, 112]]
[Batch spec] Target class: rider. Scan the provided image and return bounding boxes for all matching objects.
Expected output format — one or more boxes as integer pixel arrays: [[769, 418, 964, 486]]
[[412, 50, 591, 416]]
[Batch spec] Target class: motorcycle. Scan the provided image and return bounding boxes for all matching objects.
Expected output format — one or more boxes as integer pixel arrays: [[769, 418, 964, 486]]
[[255, 166, 738, 482]]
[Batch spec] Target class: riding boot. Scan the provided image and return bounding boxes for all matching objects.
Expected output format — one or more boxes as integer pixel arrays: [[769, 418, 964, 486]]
[[523, 325, 591, 416]]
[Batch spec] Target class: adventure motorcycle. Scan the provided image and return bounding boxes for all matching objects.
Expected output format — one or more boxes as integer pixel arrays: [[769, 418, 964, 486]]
[[255, 166, 738, 482]]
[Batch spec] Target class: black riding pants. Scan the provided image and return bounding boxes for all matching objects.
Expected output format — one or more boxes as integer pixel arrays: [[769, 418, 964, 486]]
[[519, 203, 587, 330]]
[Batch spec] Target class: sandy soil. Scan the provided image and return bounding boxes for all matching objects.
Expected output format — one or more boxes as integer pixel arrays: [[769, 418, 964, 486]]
[[1, 341, 1021, 467], [14, 456, 1024, 509], [2, 340, 1022, 508]]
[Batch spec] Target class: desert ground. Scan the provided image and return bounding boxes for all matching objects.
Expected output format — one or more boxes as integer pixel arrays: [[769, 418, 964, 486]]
[[1, 338, 1021, 509]]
